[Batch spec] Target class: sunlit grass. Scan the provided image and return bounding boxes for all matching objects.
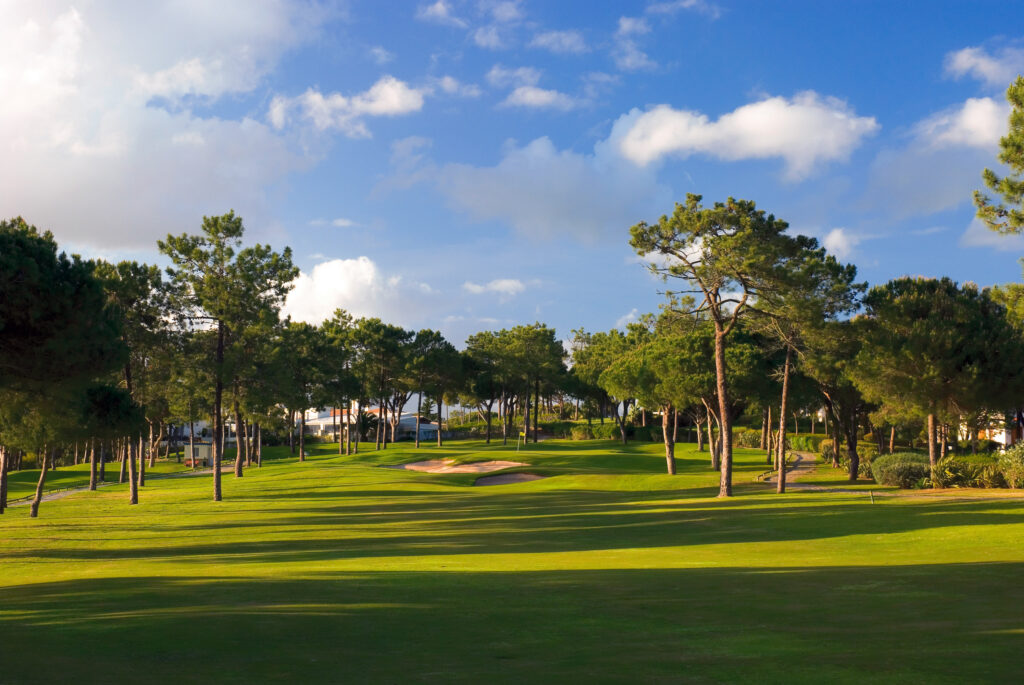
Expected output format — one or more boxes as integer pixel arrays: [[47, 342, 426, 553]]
[[1, 438, 1023, 683]]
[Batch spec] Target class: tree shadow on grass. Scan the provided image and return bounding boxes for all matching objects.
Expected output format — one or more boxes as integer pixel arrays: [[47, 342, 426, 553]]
[[0, 562, 1021, 684]]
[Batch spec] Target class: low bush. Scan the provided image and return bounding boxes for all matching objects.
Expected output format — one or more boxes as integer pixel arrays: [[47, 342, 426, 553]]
[[871, 452, 930, 488], [570, 426, 593, 441], [734, 428, 762, 448], [789, 434, 826, 452], [931, 457, 985, 488], [999, 444, 1024, 488]]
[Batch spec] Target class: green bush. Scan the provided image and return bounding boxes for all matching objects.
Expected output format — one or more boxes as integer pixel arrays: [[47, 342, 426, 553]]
[[931, 457, 985, 488], [871, 452, 931, 488], [734, 428, 762, 448], [790, 434, 827, 452], [999, 444, 1024, 488], [570, 425, 593, 441]]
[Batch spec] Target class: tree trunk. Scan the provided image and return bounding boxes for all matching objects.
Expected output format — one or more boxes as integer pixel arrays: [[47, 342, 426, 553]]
[[189, 421, 196, 470], [889, 425, 896, 454], [927, 412, 938, 487], [138, 434, 145, 487], [99, 442, 106, 482], [233, 397, 245, 477], [845, 427, 860, 483], [128, 435, 139, 505], [760, 407, 768, 450], [257, 422, 263, 467], [713, 329, 733, 497], [88, 439, 97, 491], [766, 404, 774, 465], [533, 379, 540, 443], [118, 439, 127, 484], [706, 410, 717, 468], [776, 346, 792, 494], [289, 410, 295, 454], [437, 396, 444, 447], [299, 412, 306, 461], [940, 424, 948, 459], [485, 400, 493, 444], [415, 392, 422, 448], [662, 405, 676, 475], [0, 446, 7, 514], [148, 422, 157, 468], [212, 320, 224, 501], [696, 413, 704, 451], [29, 449, 49, 518]]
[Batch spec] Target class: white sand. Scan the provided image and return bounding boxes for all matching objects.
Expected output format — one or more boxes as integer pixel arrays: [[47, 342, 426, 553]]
[[385, 458, 528, 474]]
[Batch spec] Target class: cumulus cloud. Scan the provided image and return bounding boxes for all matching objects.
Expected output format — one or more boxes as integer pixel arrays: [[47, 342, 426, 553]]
[[0, 3, 320, 249], [282, 256, 434, 325], [434, 136, 670, 241], [612, 16, 656, 70], [486, 64, 541, 87], [960, 217, 1024, 251], [945, 45, 1024, 88], [615, 308, 639, 329], [610, 92, 880, 180], [473, 26, 505, 49], [646, 0, 721, 19], [269, 76, 427, 137], [369, 46, 395, 64], [463, 278, 526, 296], [529, 30, 588, 54], [501, 86, 579, 110], [432, 75, 482, 97], [914, 97, 1009, 149], [484, 1, 523, 23], [416, 1, 467, 28], [822, 228, 861, 260]]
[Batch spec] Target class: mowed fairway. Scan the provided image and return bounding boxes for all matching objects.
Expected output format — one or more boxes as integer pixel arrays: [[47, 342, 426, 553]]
[[2, 440, 1023, 684]]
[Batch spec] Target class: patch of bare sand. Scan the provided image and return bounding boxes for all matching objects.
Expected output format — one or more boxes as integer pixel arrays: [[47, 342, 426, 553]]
[[474, 473, 547, 486], [385, 458, 528, 474]]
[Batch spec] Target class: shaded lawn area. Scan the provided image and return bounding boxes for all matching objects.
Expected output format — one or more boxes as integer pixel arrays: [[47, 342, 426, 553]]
[[1, 439, 1023, 683], [4, 460, 190, 502]]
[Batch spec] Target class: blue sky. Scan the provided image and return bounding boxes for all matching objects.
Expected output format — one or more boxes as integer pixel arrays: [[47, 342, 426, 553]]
[[3, 0, 1024, 345]]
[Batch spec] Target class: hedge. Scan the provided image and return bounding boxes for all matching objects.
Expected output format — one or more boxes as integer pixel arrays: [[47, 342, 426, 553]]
[[871, 452, 930, 488]]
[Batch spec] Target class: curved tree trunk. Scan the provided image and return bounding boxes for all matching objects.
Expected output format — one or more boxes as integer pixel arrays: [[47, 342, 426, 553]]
[[776, 346, 792, 494], [662, 405, 676, 475], [29, 449, 49, 518], [713, 329, 733, 497]]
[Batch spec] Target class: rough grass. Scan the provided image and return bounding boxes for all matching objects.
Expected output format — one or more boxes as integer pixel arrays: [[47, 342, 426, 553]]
[[2, 439, 1023, 684]]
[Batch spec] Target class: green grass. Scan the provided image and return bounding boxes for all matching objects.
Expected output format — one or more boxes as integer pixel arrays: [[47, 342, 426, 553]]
[[2, 439, 1023, 683], [4, 459, 190, 502]]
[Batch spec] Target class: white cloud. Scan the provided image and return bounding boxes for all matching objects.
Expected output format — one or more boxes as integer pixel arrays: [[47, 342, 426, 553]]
[[369, 46, 395, 64], [416, 1, 467, 28], [960, 217, 1024, 251], [617, 17, 651, 36], [332, 218, 357, 227], [615, 308, 639, 328], [501, 86, 579, 110], [610, 92, 880, 180], [270, 76, 427, 137], [612, 18, 655, 71], [0, 3, 320, 249], [486, 64, 541, 87], [433, 75, 482, 97], [473, 26, 504, 49], [485, 1, 523, 22], [462, 278, 526, 295], [914, 97, 1009, 149], [282, 256, 433, 325], [530, 30, 588, 54], [822, 228, 861, 260], [945, 45, 1024, 88], [434, 136, 671, 241], [646, 0, 721, 19]]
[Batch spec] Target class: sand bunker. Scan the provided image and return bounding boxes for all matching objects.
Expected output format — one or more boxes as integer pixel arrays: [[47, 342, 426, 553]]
[[385, 458, 528, 474], [474, 473, 546, 486]]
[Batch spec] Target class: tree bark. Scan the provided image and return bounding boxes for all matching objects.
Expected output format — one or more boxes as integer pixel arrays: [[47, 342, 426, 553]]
[[766, 404, 773, 465], [256, 422, 263, 466], [0, 446, 7, 514], [233, 397, 245, 477], [776, 346, 792, 494], [713, 328, 733, 497], [533, 379, 540, 443], [415, 392, 422, 448], [289, 409, 295, 454], [889, 425, 896, 454], [662, 405, 676, 475], [98, 442, 106, 482], [29, 450, 49, 518], [138, 434, 145, 488], [927, 412, 939, 487], [88, 439, 97, 491], [299, 411, 306, 461], [437, 395, 444, 447], [212, 319, 224, 502]]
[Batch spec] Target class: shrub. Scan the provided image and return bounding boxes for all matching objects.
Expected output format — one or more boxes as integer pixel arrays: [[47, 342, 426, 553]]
[[734, 428, 762, 448], [871, 452, 931, 488], [999, 444, 1024, 488], [570, 426, 593, 441], [789, 434, 826, 452], [931, 457, 985, 488]]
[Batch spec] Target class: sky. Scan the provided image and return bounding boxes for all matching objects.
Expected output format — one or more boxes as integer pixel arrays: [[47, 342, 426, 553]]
[[3, 0, 1024, 346]]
